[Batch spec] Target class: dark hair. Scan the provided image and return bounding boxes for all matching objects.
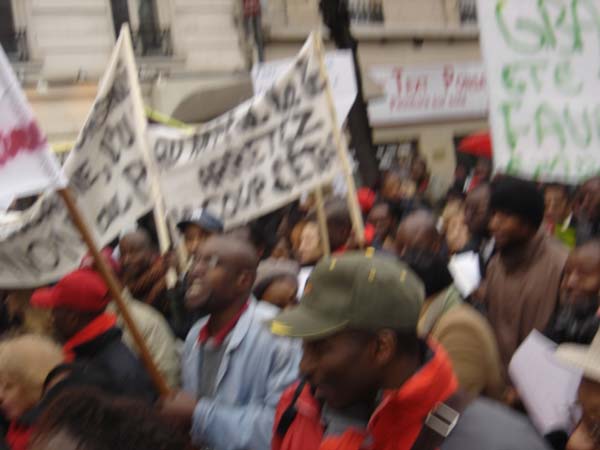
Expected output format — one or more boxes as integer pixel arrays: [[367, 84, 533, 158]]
[[490, 177, 545, 229], [401, 248, 453, 298], [32, 387, 191, 450]]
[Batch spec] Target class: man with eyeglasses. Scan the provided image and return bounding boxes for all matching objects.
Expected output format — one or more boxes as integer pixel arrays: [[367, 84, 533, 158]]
[[158, 235, 300, 450], [556, 332, 600, 450]]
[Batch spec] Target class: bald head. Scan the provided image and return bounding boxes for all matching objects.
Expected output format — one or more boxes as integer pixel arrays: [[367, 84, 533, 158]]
[[186, 236, 259, 313], [202, 235, 259, 272], [395, 210, 442, 256]]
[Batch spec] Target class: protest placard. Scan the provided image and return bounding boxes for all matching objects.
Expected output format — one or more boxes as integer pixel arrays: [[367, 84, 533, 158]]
[[478, 0, 600, 183], [0, 46, 65, 201], [252, 50, 357, 129], [151, 35, 344, 229], [0, 31, 153, 287]]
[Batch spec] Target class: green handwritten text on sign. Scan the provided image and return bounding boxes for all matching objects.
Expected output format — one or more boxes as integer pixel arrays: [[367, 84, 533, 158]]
[[478, 0, 600, 183]]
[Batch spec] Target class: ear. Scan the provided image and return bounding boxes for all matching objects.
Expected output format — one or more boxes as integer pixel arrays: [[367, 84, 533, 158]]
[[374, 330, 396, 367], [236, 270, 256, 292]]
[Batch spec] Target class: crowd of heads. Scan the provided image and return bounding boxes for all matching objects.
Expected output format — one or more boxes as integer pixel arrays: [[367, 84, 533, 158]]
[[2, 150, 600, 450]]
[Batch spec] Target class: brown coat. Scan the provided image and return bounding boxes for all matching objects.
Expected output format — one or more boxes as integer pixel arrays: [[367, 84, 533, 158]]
[[483, 232, 568, 372]]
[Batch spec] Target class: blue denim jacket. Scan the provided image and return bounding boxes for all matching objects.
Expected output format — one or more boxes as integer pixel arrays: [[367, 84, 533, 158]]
[[182, 299, 301, 450]]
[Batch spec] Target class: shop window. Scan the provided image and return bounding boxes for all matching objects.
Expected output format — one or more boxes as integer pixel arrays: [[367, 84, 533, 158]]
[[348, 0, 385, 24]]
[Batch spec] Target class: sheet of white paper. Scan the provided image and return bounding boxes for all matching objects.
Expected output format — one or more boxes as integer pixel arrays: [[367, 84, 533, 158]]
[[252, 50, 357, 129], [0, 196, 13, 212], [297, 266, 314, 300], [448, 251, 481, 298], [509, 330, 583, 435]]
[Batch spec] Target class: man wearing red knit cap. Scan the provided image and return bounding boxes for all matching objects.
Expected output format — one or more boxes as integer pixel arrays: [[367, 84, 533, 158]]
[[31, 268, 156, 401]]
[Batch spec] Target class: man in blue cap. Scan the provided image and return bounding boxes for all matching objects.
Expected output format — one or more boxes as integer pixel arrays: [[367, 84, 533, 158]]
[[170, 209, 224, 338], [177, 209, 224, 258]]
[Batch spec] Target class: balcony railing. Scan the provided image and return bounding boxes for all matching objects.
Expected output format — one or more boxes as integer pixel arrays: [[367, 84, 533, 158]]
[[459, 0, 477, 24], [132, 27, 172, 57], [1, 30, 28, 62], [348, 0, 384, 24]]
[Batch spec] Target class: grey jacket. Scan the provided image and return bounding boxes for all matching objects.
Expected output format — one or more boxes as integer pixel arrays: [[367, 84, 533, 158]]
[[443, 398, 551, 450]]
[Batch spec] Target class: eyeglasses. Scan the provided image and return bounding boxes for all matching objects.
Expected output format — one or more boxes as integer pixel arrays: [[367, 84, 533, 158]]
[[193, 254, 221, 270], [570, 403, 600, 445]]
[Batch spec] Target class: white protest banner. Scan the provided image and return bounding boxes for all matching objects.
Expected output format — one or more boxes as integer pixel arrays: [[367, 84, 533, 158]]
[[0, 32, 153, 288], [368, 62, 488, 125], [0, 46, 65, 200], [478, 0, 600, 183], [152, 35, 343, 229], [252, 49, 357, 129]]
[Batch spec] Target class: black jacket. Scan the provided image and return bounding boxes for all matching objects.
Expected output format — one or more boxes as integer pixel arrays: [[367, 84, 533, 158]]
[[72, 327, 157, 402]]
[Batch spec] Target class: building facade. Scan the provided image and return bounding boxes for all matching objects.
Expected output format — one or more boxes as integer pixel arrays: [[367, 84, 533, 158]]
[[263, 0, 487, 196], [4, 0, 487, 193], [3, 0, 253, 143]]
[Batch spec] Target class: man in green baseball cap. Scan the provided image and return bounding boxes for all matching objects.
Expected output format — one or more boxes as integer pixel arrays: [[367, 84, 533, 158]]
[[270, 251, 552, 450], [270, 250, 424, 342]]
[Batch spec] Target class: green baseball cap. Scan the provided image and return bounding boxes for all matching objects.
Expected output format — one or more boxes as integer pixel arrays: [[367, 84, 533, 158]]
[[270, 251, 424, 340]]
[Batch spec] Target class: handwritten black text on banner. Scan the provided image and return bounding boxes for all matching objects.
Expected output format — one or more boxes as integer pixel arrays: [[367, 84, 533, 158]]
[[0, 36, 152, 287], [155, 38, 341, 228]]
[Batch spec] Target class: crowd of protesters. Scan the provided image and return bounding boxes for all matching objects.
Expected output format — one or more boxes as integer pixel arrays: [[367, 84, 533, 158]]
[[1, 151, 600, 450]]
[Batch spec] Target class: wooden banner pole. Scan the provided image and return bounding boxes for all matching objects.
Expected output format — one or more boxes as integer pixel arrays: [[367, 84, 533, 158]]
[[314, 186, 331, 257], [120, 25, 178, 287], [313, 31, 365, 247], [59, 187, 170, 396]]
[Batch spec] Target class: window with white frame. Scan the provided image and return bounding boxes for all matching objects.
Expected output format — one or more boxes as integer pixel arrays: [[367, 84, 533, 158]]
[[459, 0, 477, 25], [0, 0, 27, 61], [348, 0, 384, 24], [109, 0, 171, 56]]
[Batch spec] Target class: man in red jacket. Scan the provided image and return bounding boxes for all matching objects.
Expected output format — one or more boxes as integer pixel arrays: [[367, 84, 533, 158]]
[[269, 252, 551, 450]]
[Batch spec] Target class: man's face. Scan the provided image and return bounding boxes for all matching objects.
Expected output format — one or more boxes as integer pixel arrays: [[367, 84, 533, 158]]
[[297, 223, 322, 265], [464, 188, 490, 236], [395, 225, 437, 258], [580, 179, 600, 223], [368, 205, 393, 242], [0, 377, 36, 421], [183, 224, 210, 256], [262, 278, 298, 310], [567, 379, 600, 450], [185, 240, 243, 313], [119, 237, 154, 279], [545, 187, 570, 225], [51, 308, 82, 343], [300, 331, 382, 409], [488, 211, 534, 251], [410, 160, 427, 182], [382, 175, 402, 202], [474, 159, 491, 180], [561, 246, 600, 307]]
